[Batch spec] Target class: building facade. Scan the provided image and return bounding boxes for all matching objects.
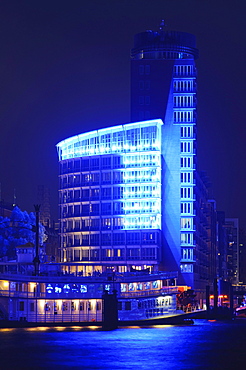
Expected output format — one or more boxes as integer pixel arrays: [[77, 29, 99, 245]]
[[57, 120, 163, 275], [57, 25, 216, 294]]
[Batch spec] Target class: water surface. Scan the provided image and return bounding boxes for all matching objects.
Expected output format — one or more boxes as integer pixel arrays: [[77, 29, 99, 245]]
[[0, 320, 245, 369]]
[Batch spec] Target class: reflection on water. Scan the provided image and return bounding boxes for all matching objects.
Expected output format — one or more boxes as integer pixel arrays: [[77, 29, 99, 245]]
[[1, 320, 246, 369]]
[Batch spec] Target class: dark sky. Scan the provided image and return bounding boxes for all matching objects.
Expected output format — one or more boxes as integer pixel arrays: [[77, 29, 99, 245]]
[[1, 0, 246, 227]]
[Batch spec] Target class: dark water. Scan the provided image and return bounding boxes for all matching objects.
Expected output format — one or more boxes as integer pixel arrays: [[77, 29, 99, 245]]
[[0, 320, 245, 369]]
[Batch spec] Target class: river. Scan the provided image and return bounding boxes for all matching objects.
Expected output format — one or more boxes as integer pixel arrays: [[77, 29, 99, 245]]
[[0, 319, 245, 369]]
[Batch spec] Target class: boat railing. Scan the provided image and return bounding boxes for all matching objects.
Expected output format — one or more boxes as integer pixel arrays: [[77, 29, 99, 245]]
[[120, 286, 180, 298], [176, 305, 200, 313], [8, 312, 102, 323], [0, 269, 177, 277], [0, 290, 104, 299]]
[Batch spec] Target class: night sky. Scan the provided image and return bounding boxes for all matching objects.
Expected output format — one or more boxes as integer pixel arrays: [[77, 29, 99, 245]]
[[1, 1, 246, 227]]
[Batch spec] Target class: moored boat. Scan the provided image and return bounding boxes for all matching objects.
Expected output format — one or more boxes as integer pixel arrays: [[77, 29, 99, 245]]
[[0, 262, 202, 327]]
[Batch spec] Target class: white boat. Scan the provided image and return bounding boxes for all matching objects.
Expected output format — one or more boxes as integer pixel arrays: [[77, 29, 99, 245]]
[[0, 263, 200, 327]]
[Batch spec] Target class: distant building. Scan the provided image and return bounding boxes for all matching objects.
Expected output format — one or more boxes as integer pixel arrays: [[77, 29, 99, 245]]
[[239, 228, 246, 284], [217, 212, 240, 285], [224, 218, 239, 285]]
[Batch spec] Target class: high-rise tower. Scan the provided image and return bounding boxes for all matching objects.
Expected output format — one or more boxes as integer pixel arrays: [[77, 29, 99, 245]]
[[130, 24, 203, 288]]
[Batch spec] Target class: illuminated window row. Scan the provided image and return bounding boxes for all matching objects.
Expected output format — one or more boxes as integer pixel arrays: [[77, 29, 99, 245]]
[[62, 215, 161, 232], [62, 248, 159, 262], [59, 152, 161, 174], [174, 111, 195, 123], [123, 153, 160, 167], [124, 215, 161, 229], [174, 96, 194, 107], [180, 264, 193, 273], [173, 80, 194, 92], [180, 172, 193, 184], [180, 157, 194, 169], [60, 184, 161, 203], [123, 168, 161, 182], [122, 185, 161, 198], [62, 232, 160, 248], [173, 65, 195, 76], [181, 187, 194, 199], [57, 120, 163, 161], [61, 200, 162, 214], [180, 202, 194, 215], [181, 248, 194, 261], [65, 247, 125, 261], [181, 126, 194, 138], [61, 212, 161, 231], [180, 218, 193, 230], [124, 200, 161, 213], [180, 233, 194, 245], [180, 141, 194, 154], [59, 169, 161, 188]]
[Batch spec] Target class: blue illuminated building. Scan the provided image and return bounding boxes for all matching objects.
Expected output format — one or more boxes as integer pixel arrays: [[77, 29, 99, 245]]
[[57, 24, 215, 296], [57, 120, 163, 273]]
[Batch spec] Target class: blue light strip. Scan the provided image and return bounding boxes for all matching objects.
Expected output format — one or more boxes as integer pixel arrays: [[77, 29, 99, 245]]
[[56, 119, 163, 161]]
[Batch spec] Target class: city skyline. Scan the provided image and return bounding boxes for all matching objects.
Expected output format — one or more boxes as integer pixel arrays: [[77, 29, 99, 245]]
[[1, 1, 246, 228]]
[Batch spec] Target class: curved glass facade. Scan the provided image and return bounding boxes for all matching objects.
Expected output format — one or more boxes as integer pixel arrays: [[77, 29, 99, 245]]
[[57, 120, 163, 272]]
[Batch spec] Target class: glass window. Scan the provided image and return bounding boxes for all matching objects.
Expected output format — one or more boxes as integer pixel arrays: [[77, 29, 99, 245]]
[[102, 172, 111, 184], [90, 249, 99, 261], [127, 248, 140, 259], [139, 80, 144, 90], [102, 187, 111, 199], [113, 233, 125, 245], [90, 234, 99, 246], [101, 203, 111, 215], [180, 233, 193, 245], [82, 234, 89, 246], [101, 233, 111, 246], [126, 232, 140, 244], [74, 249, 80, 261], [90, 157, 100, 170], [90, 203, 99, 215], [91, 218, 100, 230], [101, 157, 111, 169], [102, 218, 111, 230], [81, 158, 89, 170], [145, 65, 150, 74], [139, 65, 144, 75], [142, 232, 157, 244]]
